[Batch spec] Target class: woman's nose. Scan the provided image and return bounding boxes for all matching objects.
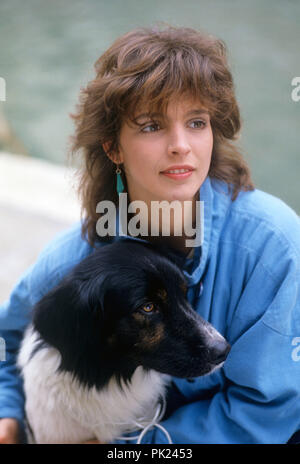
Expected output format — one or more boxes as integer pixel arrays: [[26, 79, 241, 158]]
[[167, 128, 191, 156]]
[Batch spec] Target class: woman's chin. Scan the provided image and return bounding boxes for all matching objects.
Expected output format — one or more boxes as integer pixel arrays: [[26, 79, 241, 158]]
[[166, 186, 200, 203]]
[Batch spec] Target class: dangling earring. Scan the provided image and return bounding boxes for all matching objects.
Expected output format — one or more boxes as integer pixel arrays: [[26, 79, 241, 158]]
[[116, 164, 124, 195]]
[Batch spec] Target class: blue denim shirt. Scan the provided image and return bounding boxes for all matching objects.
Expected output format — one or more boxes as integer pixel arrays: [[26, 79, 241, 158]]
[[1, 176, 300, 444]]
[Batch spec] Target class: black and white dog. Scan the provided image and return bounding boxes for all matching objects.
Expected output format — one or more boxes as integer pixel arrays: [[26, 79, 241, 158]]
[[18, 240, 230, 444]]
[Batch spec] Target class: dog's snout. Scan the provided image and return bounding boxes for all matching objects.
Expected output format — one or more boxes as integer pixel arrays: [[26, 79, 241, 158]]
[[209, 339, 231, 365], [199, 321, 231, 365]]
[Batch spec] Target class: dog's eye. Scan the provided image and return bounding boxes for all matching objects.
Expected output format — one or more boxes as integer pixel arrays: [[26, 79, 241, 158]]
[[142, 302, 154, 313]]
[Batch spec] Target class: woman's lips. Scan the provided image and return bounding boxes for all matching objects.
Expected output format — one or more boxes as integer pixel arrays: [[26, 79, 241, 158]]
[[160, 166, 194, 180]]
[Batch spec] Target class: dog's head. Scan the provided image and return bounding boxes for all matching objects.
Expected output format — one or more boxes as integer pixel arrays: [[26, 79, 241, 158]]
[[32, 240, 230, 388]]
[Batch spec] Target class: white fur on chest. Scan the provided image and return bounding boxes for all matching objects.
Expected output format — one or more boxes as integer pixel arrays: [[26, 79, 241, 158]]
[[17, 326, 169, 444]]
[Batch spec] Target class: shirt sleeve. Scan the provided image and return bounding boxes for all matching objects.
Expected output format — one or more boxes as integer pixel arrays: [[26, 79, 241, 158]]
[[0, 330, 26, 423], [0, 256, 62, 424], [0, 223, 89, 427], [115, 250, 300, 444], [0, 269, 34, 424]]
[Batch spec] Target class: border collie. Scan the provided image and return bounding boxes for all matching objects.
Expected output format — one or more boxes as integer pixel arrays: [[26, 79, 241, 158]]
[[17, 240, 230, 444]]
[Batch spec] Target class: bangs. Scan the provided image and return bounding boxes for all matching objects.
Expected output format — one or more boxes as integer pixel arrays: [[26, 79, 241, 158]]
[[105, 45, 219, 124]]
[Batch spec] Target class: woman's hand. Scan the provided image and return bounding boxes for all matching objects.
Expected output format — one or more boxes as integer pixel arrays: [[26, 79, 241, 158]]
[[0, 418, 20, 444], [0, 418, 102, 444]]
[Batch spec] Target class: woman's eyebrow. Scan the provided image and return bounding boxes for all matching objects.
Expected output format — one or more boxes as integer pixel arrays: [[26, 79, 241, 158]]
[[133, 113, 161, 123], [133, 109, 210, 124], [185, 109, 210, 117]]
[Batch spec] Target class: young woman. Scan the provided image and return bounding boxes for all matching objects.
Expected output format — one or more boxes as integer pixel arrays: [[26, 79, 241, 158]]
[[0, 25, 300, 444]]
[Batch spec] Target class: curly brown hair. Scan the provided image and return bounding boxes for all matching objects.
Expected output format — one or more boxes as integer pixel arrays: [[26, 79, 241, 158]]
[[70, 25, 254, 247]]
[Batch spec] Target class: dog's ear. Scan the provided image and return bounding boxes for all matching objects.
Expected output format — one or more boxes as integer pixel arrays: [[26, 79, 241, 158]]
[[32, 274, 107, 373]]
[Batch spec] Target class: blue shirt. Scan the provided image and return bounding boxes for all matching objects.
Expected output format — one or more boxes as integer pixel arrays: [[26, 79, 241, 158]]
[[1, 176, 300, 444]]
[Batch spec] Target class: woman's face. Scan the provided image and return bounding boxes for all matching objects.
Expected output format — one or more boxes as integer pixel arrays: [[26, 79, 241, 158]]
[[116, 96, 213, 205]]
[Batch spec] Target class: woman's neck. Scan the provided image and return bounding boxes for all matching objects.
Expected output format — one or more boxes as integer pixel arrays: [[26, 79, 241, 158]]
[[144, 235, 193, 256], [126, 195, 198, 256]]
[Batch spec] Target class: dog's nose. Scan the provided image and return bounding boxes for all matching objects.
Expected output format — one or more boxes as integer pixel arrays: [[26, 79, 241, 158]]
[[209, 340, 231, 365]]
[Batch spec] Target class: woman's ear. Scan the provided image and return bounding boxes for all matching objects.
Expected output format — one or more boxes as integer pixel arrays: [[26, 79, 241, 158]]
[[102, 141, 123, 164], [102, 141, 112, 156]]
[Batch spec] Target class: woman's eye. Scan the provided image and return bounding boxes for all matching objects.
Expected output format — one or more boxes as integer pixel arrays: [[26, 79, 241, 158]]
[[189, 120, 206, 129], [141, 122, 160, 133], [141, 302, 155, 313]]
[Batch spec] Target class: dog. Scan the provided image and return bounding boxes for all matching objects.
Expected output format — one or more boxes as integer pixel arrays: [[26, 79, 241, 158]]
[[17, 240, 230, 444]]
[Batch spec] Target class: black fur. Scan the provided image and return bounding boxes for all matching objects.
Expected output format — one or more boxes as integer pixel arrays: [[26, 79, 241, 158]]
[[32, 240, 230, 390]]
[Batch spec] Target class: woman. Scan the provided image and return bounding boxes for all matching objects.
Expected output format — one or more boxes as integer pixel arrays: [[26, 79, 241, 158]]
[[0, 25, 300, 444]]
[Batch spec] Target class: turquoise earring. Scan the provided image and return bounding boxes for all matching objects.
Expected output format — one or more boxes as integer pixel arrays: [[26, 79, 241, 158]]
[[116, 165, 124, 194]]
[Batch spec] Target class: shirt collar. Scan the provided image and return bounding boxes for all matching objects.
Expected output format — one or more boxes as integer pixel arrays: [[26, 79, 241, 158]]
[[96, 176, 213, 286]]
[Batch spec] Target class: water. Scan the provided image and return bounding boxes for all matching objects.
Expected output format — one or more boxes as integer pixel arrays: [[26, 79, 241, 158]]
[[0, 0, 299, 212]]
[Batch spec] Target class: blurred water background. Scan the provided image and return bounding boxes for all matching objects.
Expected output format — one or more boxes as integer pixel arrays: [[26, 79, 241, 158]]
[[0, 0, 299, 298], [0, 0, 299, 210]]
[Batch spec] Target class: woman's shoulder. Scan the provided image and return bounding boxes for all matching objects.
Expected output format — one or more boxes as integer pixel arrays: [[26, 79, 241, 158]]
[[211, 180, 300, 265], [25, 221, 95, 301], [233, 188, 300, 253], [34, 221, 92, 269], [0, 222, 96, 323], [233, 187, 299, 230]]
